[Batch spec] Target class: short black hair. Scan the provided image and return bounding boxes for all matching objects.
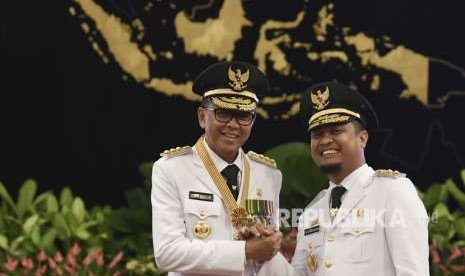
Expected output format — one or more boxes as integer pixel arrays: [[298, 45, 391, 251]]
[[352, 119, 366, 133]]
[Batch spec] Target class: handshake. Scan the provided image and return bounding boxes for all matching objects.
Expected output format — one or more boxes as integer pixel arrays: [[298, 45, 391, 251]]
[[239, 223, 283, 262]]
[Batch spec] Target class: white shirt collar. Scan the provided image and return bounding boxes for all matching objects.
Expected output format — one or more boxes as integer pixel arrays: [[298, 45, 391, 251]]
[[203, 137, 243, 172], [329, 163, 369, 192]]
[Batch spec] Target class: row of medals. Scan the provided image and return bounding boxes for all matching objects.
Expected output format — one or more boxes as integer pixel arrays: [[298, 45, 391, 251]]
[[193, 206, 271, 240]]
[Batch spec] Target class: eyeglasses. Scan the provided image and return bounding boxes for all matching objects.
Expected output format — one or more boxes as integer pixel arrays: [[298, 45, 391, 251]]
[[203, 108, 256, 126]]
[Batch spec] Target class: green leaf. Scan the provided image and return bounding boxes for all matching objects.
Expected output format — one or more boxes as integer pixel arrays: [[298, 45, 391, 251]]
[[138, 162, 153, 179], [454, 217, 465, 240], [41, 228, 56, 251], [74, 221, 99, 240], [432, 234, 446, 252], [0, 234, 8, 249], [60, 187, 73, 207], [452, 240, 465, 247], [75, 228, 91, 240], [423, 184, 444, 211], [125, 188, 150, 210], [461, 169, 465, 186], [0, 183, 18, 215], [17, 179, 37, 218], [0, 210, 5, 229], [446, 179, 465, 208], [10, 236, 25, 252], [32, 191, 50, 209], [46, 194, 59, 213], [434, 203, 453, 220], [139, 162, 154, 191], [71, 197, 86, 223], [23, 214, 39, 235], [53, 213, 70, 240], [65, 210, 79, 232], [31, 225, 41, 245]]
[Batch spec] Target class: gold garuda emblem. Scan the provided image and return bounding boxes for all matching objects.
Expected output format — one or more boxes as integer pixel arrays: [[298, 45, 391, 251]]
[[228, 66, 249, 91], [310, 87, 330, 110]]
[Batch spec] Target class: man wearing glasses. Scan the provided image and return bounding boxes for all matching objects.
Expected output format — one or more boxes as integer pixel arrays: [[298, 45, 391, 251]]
[[151, 61, 293, 275]]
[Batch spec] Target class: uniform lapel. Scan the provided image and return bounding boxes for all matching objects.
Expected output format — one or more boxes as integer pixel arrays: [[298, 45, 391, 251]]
[[331, 166, 374, 227], [311, 190, 331, 230], [320, 191, 332, 229], [332, 182, 366, 227], [239, 153, 255, 202], [192, 148, 223, 198]]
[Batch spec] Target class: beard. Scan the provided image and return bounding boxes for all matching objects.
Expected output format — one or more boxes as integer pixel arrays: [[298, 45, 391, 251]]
[[319, 163, 342, 174]]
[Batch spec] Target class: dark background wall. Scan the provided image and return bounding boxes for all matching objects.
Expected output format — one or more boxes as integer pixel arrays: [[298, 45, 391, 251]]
[[1, 0, 464, 207]]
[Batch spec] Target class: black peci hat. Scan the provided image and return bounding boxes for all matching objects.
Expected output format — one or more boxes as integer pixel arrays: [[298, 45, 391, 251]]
[[300, 81, 378, 131], [192, 61, 270, 112]]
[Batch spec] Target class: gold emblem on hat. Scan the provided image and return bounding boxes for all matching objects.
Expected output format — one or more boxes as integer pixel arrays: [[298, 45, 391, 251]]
[[307, 253, 318, 272], [310, 87, 330, 110], [193, 220, 211, 239], [228, 66, 249, 91]]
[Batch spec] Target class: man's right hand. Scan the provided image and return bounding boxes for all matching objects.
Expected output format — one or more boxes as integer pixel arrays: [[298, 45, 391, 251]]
[[245, 231, 282, 262]]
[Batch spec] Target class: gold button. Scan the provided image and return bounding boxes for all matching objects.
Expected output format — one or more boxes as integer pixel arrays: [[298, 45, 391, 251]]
[[326, 235, 335, 242], [199, 209, 206, 218], [324, 260, 332, 268], [356, 209, 365, 217], [256, 188, 263, 197], [353, 227, 360, 235]]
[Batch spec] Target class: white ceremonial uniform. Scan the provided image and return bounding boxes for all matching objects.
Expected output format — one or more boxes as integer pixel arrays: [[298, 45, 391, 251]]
[[291, 164, 429, 276], [151, 140, 292, 276]]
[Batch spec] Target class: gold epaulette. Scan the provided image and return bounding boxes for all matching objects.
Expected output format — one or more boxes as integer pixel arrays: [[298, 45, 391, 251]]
[[247, 151, 277, 169], [374, 169, 406, 178], [160, 146, 192, 158]]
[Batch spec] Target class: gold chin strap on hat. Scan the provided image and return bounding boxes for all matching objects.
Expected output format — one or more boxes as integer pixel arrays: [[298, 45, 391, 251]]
[[195, 136, 252, 229]]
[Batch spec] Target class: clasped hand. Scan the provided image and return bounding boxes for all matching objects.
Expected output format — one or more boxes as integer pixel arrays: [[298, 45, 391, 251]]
[[242, 223, 282, 262]]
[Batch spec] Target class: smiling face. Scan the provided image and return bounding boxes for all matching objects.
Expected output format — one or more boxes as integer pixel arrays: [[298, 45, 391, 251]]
[[198, 106, 254, 163], [310, 121, 368, 183]]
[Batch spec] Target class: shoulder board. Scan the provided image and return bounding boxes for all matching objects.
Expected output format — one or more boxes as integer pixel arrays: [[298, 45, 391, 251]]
[[247, 151, 277, 169], [160, 146, 192, 158], [305, 190, 327, 210], [374, 169, 406, 178]]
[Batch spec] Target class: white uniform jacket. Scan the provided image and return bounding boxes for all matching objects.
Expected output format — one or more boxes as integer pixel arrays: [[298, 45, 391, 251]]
[[291, 164, 429, 276], [152, 145, 290, 276]]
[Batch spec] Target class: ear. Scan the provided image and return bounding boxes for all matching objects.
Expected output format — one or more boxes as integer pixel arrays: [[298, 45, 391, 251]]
[[198, 107, 206, 129], [359, 130, 369, 149]]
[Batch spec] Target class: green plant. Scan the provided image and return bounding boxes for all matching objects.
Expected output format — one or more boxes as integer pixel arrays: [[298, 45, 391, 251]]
[[265, 142, 327, 211], [420, 170, 465, 275], [106, 163, 154, 258], [125, 255, 166, 276], [0, 180, 111, 259]]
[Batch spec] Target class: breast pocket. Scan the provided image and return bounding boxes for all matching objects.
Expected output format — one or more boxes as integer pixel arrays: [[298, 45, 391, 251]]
[[340, 226, 376, 263], [183, 198, 222, 240]]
